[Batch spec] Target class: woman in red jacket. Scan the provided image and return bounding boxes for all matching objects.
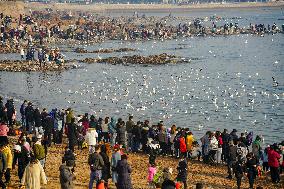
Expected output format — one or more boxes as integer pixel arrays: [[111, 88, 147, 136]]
[[179, 135, 187, 158], [268, 144, 281, 183]]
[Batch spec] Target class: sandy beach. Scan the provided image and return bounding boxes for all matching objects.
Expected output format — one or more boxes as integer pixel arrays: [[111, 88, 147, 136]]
[[6, 140, 284, 189]]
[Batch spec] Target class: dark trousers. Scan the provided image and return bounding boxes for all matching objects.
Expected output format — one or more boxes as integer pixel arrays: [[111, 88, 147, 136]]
[[270, 166, 280, 183], [4, 168, 10, 183], [236, 176, 242, 189], [247, 170, 255, 188], [263, 162, 269, 172], [227, 160, 236, 178], [0, 172, 6, 188]]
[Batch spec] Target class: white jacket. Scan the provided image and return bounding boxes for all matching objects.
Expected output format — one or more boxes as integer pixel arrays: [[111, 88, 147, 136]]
[[85, 129, 98, 146], [209, 136, 218, 151]]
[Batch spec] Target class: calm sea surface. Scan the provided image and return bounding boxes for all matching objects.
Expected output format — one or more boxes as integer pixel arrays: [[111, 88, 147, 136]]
[[0, 7, 283, 144]]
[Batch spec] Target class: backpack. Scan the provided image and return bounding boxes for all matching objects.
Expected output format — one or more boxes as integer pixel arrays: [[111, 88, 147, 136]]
[[153, 170, 163, 186], [34, 144, 45, 160]]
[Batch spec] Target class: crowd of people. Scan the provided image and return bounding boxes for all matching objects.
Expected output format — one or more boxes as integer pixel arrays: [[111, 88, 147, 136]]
[[0, 96, 283, 189], [1, 11, 284, 54]]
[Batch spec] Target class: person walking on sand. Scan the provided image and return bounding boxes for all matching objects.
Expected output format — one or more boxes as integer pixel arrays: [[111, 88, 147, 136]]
[[111, 144, 121, 188], [59, 160, 76, 189], [0, 143, 7, 189], [21, 155, 47, 189], [116, 154, 132, 189], [2, 142, 12, 186], [176, 158, 188, 189], [88, 145, 104, 189]]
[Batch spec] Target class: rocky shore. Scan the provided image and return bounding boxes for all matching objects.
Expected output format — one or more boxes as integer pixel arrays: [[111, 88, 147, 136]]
[[81, 53, 190, 65], [0, 60, 71, 72], [74, 47, 137, 53]]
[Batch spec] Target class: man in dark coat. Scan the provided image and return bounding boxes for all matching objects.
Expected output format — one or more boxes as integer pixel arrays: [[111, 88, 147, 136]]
[[116, 121, 126, 147], [222, 129, 230, 162], [33, 108, 42, 131], [59, 160, 76, 189], [25, 102, 34, 133], [116, 154, 132, 189], [5, 99, 15, 127], [131, 122, 142, 153], [88, 145, 104, 189], [227, 140, 237, 179], [67, 118, 78, 152], [43, 115, 53, 147]]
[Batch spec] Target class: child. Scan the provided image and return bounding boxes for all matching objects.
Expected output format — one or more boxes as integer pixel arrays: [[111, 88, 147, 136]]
[[148, 163, 156, 189], [190, 141, 202, 161], [176, 158, 188, 189]]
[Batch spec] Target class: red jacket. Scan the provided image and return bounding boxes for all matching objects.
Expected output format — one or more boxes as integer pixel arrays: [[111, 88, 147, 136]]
[[268, 148, 280, 168], [179, 137, 187, 153]]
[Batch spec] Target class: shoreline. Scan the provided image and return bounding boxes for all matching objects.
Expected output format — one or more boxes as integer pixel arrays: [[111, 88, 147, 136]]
[[26, 2, 284, 12]]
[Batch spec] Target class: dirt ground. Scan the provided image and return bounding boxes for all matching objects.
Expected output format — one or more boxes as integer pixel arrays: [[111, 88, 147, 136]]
[[7, 143, 284, 189]]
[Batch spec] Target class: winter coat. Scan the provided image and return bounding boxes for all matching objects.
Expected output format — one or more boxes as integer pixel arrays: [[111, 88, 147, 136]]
[[85, 129, 98, 146], [117, 159, 132, 189], [209, 136, 218, 151], [100, 152, 111, 181], [116, 125, 126, 145], [0, 123, 9, 136], [25, 105, 34, 122], [111, 151, 121, 183], [88, 152, 104, 171], [126, 120, 135, 133], [59, 165, 75, 189], [67, 123, 78, 146], [0, 151, 7, 172], [132, 125, 141, 141], [268, 148, 281, 168], [158, 130, 167, 143], [65, 111, 74, 124], [179, 137, 187, 153], [2, 145, 12, 169], [186, 134, 194, 151], [33, 143, 45, 160], [252, 139, 261, 158], [34, 109, 42, 127], [148, 166, 156, 182], [176, 159, 187, 182], [108, 118, 116, 134], [5, 101, 15, 117], [228, 145, 237, 161], [21, 161, 47, 189]]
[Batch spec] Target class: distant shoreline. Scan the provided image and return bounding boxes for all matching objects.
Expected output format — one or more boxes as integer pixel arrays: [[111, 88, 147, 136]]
[[27, 2, 284, 12], [1, 1, 284, 16]]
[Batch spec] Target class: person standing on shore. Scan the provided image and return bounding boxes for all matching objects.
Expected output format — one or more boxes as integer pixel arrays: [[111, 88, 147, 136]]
[[268, 144, 281, 183], [246, 152, 257, 189], [116, 154, 132, 189], [111, 144, 121, 188], [21, 155, 47, 189], [227, 140, 237, 179], [20, 100, 27, 132], [0, 143, 7, 189], [59, 160, 76, 189], [126, 116, 135, 152], [2, 141, 12, 186], [88, 145, 104, 189]]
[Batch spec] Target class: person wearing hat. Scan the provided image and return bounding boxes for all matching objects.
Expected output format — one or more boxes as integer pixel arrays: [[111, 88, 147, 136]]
[[32, 135, 45, 168], [268, 144, 281, 183], [13, 142, 31, 182]]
